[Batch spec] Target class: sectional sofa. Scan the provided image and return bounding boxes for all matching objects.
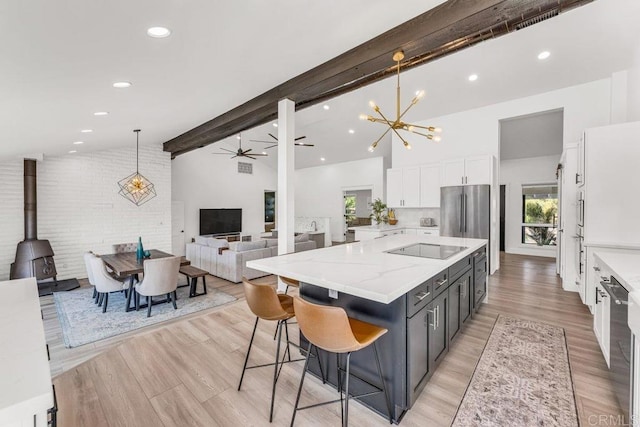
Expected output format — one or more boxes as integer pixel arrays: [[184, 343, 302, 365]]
[[185, 234, 317, 283]]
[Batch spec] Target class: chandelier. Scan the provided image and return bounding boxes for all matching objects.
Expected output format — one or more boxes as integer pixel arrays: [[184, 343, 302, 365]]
[[118, 129, 157, 206], [360, 50, 441, 152]]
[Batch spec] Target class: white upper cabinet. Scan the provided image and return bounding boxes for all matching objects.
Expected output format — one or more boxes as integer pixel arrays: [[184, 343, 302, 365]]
[[387, 168, 403, 207], [387, 167, 420, 208], [441, 159, 465, 186], [419, 163, 441, 207], [442, 155, 491, 186]]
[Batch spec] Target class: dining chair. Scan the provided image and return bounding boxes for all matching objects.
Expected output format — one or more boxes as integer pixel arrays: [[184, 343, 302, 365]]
[[88, 254, 128, 313], [83, 252, 98, 303], [134, 256, 181, 317], [112, 242, 137, 253]]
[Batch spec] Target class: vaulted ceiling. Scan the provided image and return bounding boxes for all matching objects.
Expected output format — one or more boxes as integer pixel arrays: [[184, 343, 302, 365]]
[[1, 0, 639, 170]]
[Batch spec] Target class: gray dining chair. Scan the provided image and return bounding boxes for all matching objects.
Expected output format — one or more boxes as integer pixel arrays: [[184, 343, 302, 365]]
[[83, 251, 98, 303], [135, 256, 181, 317], [88, 254, 128, 313]]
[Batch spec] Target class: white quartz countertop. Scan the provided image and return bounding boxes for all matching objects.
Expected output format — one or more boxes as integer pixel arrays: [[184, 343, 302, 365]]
[[594, 252, 640, 293], [247, 235, 487, 304], [0, 278, 53, 424], [349, 224, 439, 232]]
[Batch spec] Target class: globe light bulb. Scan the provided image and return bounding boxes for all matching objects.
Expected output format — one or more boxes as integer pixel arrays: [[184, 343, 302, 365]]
[[359, 114, 369, 121]]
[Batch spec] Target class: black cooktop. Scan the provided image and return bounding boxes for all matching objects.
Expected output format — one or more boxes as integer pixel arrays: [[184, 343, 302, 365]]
[[385, 243, 467, 260]]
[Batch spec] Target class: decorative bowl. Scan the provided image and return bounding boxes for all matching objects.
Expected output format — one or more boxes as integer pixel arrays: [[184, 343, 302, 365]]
[[388, 219, 398, 225]]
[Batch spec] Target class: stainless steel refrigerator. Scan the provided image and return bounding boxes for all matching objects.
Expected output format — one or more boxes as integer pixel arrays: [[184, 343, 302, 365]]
[[440, 185, 491, 241]]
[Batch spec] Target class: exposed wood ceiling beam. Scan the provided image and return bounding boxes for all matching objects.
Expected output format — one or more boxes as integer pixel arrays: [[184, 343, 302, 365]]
[[164, 0, 593, 158]]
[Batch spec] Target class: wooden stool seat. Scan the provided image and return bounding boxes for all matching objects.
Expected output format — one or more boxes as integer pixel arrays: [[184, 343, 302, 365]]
[[179, 265, 208, 297]]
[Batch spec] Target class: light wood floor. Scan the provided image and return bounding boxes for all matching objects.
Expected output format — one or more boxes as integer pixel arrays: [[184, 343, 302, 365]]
[[46, 253, 623, 426]]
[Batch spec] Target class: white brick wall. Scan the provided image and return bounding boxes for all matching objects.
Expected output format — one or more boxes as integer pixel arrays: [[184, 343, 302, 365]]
[[0, 143, 171, 280]]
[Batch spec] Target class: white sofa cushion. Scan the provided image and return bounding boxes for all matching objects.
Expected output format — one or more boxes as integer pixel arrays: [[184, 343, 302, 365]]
[[229, 240, 267, 252], [207, 239, 229, 249], [265, 239, 278, 248]]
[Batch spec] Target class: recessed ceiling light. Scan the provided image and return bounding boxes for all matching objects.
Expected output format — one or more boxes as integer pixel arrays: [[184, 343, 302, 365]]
[[93, 111, 109, 116], [323, 105, 330, 110], [80, 129, 93, 133], [538, 51, 551, 60], [147, 27, 171, 38], [73, 141, 84, 145], [320, 157, 326, 161], [236, 135, 241, 139], [68, 150, 77, 154], [468, 74, 478, 82], [348, 129, 355, 134], [113, 81, 132, 88], [272, 123, 278, 128]]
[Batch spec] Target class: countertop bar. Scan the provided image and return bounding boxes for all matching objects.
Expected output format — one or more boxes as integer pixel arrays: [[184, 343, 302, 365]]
[[247, 235, 487, 304], [594, 252, 640, 292], [0, 278, 53, 426], [347, 224, 439, 231]]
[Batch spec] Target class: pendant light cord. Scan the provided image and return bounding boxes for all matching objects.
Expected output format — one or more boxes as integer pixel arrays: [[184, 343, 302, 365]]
[[134, 129, 141, 174]]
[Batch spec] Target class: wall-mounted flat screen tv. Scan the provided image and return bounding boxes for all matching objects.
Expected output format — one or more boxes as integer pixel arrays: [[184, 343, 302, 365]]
[[200, 209, 242, 235]]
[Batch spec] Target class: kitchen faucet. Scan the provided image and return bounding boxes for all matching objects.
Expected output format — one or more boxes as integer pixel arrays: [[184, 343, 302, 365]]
[[310, 221, 317, 232]]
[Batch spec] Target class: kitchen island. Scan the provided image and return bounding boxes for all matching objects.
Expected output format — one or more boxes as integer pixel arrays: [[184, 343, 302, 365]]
[[247, 235, 488, 423]]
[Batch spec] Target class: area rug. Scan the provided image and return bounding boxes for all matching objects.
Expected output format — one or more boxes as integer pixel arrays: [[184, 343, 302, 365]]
[[54, 286, 236, 348], [451, 316, 579, 427]]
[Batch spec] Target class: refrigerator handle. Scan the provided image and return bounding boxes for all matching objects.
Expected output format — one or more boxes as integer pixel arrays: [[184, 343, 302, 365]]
[[464, 193, 467, 233], [459, 194, 464, 233]]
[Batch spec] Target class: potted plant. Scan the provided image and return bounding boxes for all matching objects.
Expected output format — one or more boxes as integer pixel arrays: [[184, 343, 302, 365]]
[[370, 198, 388, 225]]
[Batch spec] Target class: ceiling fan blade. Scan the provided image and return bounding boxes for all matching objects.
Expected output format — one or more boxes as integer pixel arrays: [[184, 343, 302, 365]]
[[268, 133, 278, 141], [294, 136, 307, 141], [230, 155, 238, 159], [295, 143, 315, 147], [264, 144, 278, 149], [219, 148, 236, 153], [249, 139, 274, 144], [251, 153, 268, 156], [242, 149, 253, 154]]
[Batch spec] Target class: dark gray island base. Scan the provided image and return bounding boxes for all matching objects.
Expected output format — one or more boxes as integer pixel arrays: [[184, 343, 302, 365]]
[[299, 245, 487, 424]]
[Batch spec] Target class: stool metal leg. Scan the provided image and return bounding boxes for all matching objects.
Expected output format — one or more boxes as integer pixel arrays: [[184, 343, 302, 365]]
[[344, 352, 352, 427], [373, 341, 393, 423], [270, 320, 284, 422], [290, 342, 313, 427], [238, 317, 259, 391], [337, 353, 343, 425]]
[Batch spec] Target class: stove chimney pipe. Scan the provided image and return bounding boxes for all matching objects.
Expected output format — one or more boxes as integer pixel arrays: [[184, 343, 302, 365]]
[[24, 159, 37, 240]]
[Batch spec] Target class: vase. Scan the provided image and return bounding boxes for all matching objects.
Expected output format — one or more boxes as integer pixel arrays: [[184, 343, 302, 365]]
[[136, 236, 144, 261]]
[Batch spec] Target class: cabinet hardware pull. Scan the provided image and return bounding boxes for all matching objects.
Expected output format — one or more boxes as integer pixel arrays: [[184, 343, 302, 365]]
[[436, 305, 440, 328], [427, 309, 437, 330], [415, 291, 430, 301], [435, 278, 448, 288]]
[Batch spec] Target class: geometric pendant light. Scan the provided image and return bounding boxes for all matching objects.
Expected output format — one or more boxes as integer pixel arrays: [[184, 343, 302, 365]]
[[117, 129, 157, 206]]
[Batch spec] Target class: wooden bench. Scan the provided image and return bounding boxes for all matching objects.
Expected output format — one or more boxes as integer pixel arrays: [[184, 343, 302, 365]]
[[179, 265, 208, 298]]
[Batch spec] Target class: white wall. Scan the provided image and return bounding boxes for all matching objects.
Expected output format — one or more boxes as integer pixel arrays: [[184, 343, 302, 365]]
[[627, 44, 640, 122], [391, 78, 611, 167], [172, 147, 277, 244], [295, 157, 385, 242], [500, 155, 560, 257], [0, 143, 172, 281]]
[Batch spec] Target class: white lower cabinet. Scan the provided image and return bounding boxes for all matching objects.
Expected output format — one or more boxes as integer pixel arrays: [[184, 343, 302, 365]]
[[594, 280, 611, 367]]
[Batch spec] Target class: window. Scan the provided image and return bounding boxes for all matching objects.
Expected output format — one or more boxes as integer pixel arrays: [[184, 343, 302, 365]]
[[344, 195, 356, 223], [521, 184, 558, 246]]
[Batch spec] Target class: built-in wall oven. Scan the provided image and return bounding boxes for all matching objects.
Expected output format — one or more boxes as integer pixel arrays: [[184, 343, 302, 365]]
[[602, 275, 632, 420]]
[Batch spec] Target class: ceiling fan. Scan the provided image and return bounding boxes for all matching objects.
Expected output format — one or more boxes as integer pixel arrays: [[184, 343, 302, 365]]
[[250, 133, 314, 149], [213, 134, 267, 160]]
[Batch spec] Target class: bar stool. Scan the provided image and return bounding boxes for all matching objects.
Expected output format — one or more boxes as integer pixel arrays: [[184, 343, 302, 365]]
[[238, 278, 324, 423], [280, 276, 300, 294], [290, 296, 392, 426]]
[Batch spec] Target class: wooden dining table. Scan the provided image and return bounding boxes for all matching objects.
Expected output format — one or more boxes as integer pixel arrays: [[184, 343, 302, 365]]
[[100, 249, 190, 312]]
